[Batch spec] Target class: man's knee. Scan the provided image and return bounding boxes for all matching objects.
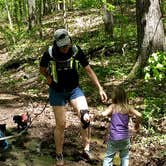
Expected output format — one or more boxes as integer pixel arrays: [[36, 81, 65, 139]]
[[53, 106, 66, 130], [80, 109, 90, 129], [56, 121, 66, 131]]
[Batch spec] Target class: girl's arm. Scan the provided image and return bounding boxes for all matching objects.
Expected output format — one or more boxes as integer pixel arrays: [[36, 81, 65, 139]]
[[130, 108, 142, 118], [129, 107, 142, 130], [102, 105, 113, 116]]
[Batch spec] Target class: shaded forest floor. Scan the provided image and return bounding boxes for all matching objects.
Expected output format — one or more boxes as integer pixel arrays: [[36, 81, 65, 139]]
[[0, 9, 166, 166]]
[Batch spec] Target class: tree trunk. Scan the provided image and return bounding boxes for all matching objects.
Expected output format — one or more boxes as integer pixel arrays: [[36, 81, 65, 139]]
[[68, 0, 73, 10], [43, 0, 46, 15], [13, 0, 19, 25], [128, 0, 165, 79], [5, 0, 15, 43], [23, 0, 27, 19], [102, 2, 114, 37], [27, 0, 36, 30], [59, 0, 64, 11], [5, 0, 13, 30], [63, 0, 68, 29], [36, 0, 43, 38], [17, 0, 24, 29], [18, 0, 23, 19]]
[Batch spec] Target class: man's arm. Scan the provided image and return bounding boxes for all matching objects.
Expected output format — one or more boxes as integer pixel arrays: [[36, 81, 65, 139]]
[[40, 66, 52, 85], [84, 65, 107, 102]]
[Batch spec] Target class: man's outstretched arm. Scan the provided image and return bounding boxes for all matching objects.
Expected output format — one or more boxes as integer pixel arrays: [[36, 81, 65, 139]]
[[84, 65, 107, 102]]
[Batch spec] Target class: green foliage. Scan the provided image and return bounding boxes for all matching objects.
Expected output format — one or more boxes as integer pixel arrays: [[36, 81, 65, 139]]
[[73, 0, 102, 9], [144, 52, 166, 81], [0, 26, 30, 45], [144, 98, 165, 118], [102, 0, 115, 11], [128, 91, 137, 99], [0, 0, 5, 11], [0, 26, 15, 45], [143, 97, 165, 128]]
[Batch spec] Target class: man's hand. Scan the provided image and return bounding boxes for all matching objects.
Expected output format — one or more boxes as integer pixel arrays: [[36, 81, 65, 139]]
[[84, 65, 108, 103], [99, 88, 107, 103], [40, 67, 53, 85], [46, 75, 53, 85]]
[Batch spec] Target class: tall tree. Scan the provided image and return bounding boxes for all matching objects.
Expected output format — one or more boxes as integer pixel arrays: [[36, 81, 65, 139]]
[[4, 0, 15, 43], [102, 0, 114, 37], [128, 0, 165, 79], [63, 0, 68, 29], [67, 0, 73, 10], [5, 0, 13, 30], [27, 0, 36, 30], [36, 0, 43, 38]]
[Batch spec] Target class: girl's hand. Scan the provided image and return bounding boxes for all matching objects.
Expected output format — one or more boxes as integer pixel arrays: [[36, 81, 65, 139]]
[[134, 123, 141, 131]]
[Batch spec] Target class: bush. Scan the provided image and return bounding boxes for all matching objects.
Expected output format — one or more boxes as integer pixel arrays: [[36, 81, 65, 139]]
[[144, 52, 166, 81]]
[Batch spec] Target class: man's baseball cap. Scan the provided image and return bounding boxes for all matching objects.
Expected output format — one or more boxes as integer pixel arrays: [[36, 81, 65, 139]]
[[54, 29, 71, 47]]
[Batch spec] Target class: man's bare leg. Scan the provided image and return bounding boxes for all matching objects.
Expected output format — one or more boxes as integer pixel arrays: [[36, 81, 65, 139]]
[[81, 126, 91, 151], [53, 106, 66, 165], [70, 97, 91, 152]]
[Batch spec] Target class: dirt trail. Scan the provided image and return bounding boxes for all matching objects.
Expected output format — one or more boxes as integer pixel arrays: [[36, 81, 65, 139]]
[[0, 72, 106, 166], [0, 94, 106, 166]]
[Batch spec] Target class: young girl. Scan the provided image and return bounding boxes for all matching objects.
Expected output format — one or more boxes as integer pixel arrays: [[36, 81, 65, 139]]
[[102, 85, 142, 166]]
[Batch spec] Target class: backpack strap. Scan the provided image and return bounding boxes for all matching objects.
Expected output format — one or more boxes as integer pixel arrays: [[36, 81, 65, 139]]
[[72, 45, 78, 58], [48, 45, 79, 82], [48, 46, 57, 82], [71, 45, 79, 69], [48, 46, 53, 58]]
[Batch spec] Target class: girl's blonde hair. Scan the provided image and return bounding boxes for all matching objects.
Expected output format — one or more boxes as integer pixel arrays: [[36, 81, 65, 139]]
[[111, 85, 129, 114]]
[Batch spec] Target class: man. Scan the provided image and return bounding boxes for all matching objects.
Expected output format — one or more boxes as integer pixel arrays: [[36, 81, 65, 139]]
[[40, 29, 107, 166]]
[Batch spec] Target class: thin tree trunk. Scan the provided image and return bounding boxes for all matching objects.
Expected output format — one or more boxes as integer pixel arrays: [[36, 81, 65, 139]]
[[5, 0, 15, 43], [102, 2, 114, 37], [63, 0, 68, 29], [68, 0, 73, 10], [27, 0, 36, 30], [43, 0, 46, 15], [13, 0, 19, 26], [37, 0, 43, 38]]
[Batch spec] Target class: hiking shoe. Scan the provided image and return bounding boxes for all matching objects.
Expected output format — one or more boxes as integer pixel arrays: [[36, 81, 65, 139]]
[[56, 153, 64, 166], [83, 150, 95, 160]]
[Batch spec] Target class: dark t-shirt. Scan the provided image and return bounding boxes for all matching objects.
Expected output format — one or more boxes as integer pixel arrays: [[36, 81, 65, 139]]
[[40, 45, 89, 91]]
